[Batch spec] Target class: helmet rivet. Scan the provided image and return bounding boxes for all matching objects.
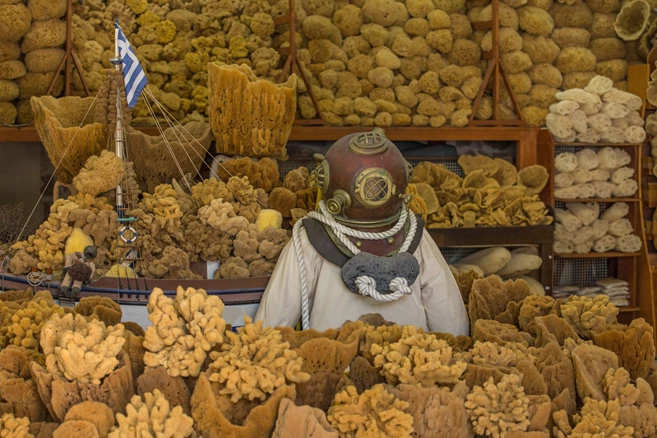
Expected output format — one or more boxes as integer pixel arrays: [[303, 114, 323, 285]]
[[387, 237, 394, 244], [355, 241, 362, 248]]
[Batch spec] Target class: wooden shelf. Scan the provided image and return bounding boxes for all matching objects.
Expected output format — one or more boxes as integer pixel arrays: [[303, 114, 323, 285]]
[[0, 125, 542, 143], [429, 225, 553, 247], [619, 306, 641, 313], [555, 198, 641, 203], [555, 142, 641, 148], [555, 252, 641, 258]]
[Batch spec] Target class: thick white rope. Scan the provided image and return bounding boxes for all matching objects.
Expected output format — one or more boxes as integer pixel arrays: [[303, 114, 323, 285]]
[[294, 202, 418, 329]]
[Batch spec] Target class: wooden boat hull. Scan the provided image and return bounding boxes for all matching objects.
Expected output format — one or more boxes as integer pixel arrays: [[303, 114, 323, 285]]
[[0, 273, 268, 306]]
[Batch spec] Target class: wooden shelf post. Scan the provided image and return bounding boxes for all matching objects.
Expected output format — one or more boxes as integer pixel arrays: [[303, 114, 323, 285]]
[[468, 0, 525, 127], [276, 0, 324, 125], [46, 0, 90, 96]]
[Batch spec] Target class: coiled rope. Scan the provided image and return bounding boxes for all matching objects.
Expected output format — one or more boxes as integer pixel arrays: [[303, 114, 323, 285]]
[[294, 201, 418, 329]]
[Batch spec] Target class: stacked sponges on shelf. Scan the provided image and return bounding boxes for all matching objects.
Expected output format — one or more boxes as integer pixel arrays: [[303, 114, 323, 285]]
[[52, 0, 643, 128], [554, 277, 630, 307], [554, 202, 642, 254], [410, 156, 553, 228], [0, 0, 68, 125], [554, 147, 638, 199], [546, 75, 645, 143]]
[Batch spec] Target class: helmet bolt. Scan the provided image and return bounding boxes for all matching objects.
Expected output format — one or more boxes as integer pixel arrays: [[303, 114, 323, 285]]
[[387, 237, 394, 244], [355, 241, 362, 248]]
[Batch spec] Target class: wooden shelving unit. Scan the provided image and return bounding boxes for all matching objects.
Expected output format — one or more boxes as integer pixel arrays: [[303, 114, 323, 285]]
[[555, 198, 641, 203], [430, 226, 553, 293], [555, 142, 640, 148], [548, 120, 651, 324], [627, 63, 657, 333], [555, 252, 641, 259]]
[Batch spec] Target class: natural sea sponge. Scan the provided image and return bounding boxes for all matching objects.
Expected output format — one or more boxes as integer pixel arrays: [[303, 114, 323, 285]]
[[614, 0, 651, 41], [0, 79, 19, 102], [528, 84, 558, 108], [426, 29, 453, 53], [404, 17, 430, 36], [361, 0, 403, 26], [508, 73, 532, 94], [590, 38, 626, 61], [550, 28, 591, 50], [407, 0, 434, 18], [447, 39, 481, 67], [502, 51, 533, 74], [21, 19, 66, 54], [478, 3, 519, 30], [593, 319, 654, 381], [518, 165, 549, 195], [24, 48, 64, 73], [481, 28, 523, 53], [528, 63, 562, 88], [427, 9, 451, 28], [563, 72, 597, 90], [596, 60, 627, 82], [522, 35, 560, 64], [330, 7, 360, 39], [556, 47, 596, 73], [0, 60, 25, 80], [16, 71, 63, 100], [450, 13, 472, 39], [208, 64, 295, 160], [0, 4, 31, 43], [551, 3, 594, 28], [0, 101, 17, 124], [31, 95, 107, 184], [269, 187, 297, 218], [518, 7, 554, 36], [0, 41, 21, 63], [302, 15, 341, 44]]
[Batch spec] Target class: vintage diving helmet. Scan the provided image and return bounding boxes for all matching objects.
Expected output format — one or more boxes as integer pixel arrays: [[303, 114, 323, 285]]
[[313, 127, 413, 229], [305, 128, 423, 299]]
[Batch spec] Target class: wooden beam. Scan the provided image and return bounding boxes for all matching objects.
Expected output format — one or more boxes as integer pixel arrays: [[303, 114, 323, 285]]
[[0, 125, 541, 143]]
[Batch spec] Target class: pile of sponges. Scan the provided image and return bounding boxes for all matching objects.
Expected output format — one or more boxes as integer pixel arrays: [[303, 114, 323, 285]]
[[554, 147, 638, 199], [546, 75, 645, 143], [554, 202, 642, 254]]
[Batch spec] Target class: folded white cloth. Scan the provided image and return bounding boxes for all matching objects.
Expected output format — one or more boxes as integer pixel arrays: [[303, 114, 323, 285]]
[[596, 277, 629, 289], [578, 287, 602, 296], [611, 298, 629, 307], [603, 286, 629, 294]]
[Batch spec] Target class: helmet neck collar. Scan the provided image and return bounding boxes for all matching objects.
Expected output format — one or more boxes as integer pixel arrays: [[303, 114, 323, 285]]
[[332, 208, 402, 231]]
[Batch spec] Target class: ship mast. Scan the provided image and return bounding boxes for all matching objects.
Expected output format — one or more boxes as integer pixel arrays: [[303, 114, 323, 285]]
[[113, 26, 125, 218], [110, 23, 140, 276]]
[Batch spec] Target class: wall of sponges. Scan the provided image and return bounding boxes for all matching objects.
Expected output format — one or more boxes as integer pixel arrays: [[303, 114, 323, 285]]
[[0, 0, 649, 127], [0, 0, 68, 125]]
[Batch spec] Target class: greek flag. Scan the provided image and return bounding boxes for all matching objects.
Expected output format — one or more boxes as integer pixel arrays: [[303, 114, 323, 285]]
[[114, 19, 147, 108]]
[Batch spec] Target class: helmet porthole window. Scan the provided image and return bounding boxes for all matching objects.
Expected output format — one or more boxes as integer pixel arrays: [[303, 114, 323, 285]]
[[355, 168, 395, 208]]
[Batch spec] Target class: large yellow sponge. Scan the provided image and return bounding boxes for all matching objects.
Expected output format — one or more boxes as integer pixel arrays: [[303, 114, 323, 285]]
[[256, 209, 284, 232], [64, 228, 94, 256]]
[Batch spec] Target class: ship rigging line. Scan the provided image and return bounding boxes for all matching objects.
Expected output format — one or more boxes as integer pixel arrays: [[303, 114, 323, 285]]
[[144, 87, 229, 181], [142, 88, 205, 185], [14, 93, 99, 245], [141, 91, 196, 198], [143, 88, 267, 209]]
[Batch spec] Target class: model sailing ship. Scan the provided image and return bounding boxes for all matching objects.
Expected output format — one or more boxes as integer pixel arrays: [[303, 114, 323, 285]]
[[0, 20, 270, 308]]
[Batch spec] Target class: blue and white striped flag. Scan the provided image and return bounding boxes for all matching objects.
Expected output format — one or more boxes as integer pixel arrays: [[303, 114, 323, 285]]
[[114, 19, 147, 108]]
